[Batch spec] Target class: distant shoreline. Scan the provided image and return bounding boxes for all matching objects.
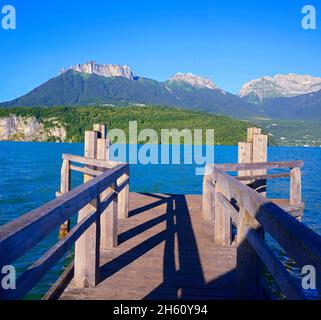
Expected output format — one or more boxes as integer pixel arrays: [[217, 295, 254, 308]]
[[0, 140, 320, 148]]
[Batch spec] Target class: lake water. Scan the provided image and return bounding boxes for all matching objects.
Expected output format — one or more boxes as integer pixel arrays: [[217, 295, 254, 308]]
[[0, 142, 320, 299]]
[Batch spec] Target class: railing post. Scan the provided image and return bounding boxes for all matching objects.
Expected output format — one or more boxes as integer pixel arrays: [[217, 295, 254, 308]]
[[235, 208, 261, 299], [74, 131, 100, 288], [290, 167, 302, 206], [93, 124, 107, 139], [253, 134, 268, 196], [247, 127, 262, 143], [103, 190, 118, 248], [95, 123, 129, 220], [106, 138, 111, 161], [118, 167, 129, 219], [97, 137, 118, 249], [238, 142, 253, 184], [202, 172, 215, 221], [214, 191, 232, 246], [59, 159, 71, 239], [238, 129, 268, 197]]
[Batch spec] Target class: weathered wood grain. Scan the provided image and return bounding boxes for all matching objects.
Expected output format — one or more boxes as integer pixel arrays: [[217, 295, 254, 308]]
[[98, 137, 118, 250], [214, 160, 303, 172], [271, 198, 305, 218], [236, 172, 291, 182], [238, 142, 253, 183], [252, 134, 268, 196], [59, 159, 71, 239], [70, 164, 101, 177], [202, 173, 215, 221], [247, 127, 262, 143], [93, 124, 107, 139], [246, 229, 305, 300], [235, 208, 261, 299], [74, 131, 100, 288], [214, 191, 232, 246], [118, 168, 130, 219], [212, 165, 321, 294], [290, 167, 302, 206], [0, 163, 127, 268], [57, 193, 237, 300], [63, 153, 120, 169], [0, 190, 117, 300]]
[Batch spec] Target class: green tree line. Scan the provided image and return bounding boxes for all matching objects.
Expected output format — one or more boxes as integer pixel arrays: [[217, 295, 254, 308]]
[[0, 105, 253, 145]]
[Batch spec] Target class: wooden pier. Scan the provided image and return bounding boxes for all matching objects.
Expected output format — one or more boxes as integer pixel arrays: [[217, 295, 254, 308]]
[[0, 125, 321, 300], [54, 193, 237, 300]]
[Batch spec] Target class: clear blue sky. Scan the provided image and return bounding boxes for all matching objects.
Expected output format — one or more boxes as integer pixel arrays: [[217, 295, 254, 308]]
[[0, 0, 320, 102]]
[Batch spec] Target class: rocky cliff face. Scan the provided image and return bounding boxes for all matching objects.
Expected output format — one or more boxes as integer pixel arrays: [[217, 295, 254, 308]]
[[168, 73, 222, 91], [239, 73, 321, 103], [61, 61, 136, 80], [0, 116, 67, 142]]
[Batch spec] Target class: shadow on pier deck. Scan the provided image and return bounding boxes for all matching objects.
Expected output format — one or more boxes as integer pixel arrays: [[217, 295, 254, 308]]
[[58, 193, 236, 300]]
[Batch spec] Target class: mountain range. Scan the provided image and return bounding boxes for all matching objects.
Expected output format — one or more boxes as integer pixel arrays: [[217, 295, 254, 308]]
[[1, 62, 255, 119], [239, 74, 321, 103], [1, 61, 321, 121]]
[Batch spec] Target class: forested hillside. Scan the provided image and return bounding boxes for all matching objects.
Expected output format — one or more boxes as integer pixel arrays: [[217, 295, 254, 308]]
[[0, 106, 252, 145]]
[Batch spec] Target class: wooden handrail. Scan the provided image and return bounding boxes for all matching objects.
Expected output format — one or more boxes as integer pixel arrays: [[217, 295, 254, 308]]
[[70, 164, 102, 177], [203, 161, 304, 221], [236, 172, 291, 182], [0, 162, 129, 300], [0, 163, 127, 266], [204, 163, 321, 300], [63, 153, 120, 169], [5, 192, 117, 300], [213, 168, 321, 269], [245, 228, 305, 300], [213, 160, 304, 172]]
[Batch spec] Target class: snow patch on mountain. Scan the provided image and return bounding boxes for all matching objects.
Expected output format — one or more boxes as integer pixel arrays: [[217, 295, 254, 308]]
[[239, 73, 321, 103], [168, 73, 223, 91]]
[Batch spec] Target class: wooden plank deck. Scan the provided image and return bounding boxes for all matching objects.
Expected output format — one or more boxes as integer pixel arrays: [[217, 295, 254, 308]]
[[58, 193, 237, 300]]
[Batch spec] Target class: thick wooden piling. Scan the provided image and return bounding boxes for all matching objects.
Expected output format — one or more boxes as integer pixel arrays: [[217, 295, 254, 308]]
[[290, 167, 302, 206], [202, 173, 215, 221], [238, 142, 253, 184], [118, 170, 130, 219], [97, 137, 118, 250], [214, 191, 232, 246], [253, 134, 268, 196], [58, 159, 71, 239], [74, 131, 100, 288], [238, 128, 268, 196]]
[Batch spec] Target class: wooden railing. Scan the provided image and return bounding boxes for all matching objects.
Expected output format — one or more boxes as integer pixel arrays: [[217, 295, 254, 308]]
[[203, 161, 321, 300], [203, 160, 304, 222], [0, 129, 129, 300]]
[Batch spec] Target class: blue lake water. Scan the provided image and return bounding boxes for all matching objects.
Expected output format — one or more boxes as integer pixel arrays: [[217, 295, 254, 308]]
[[0, 142, 320, 299]]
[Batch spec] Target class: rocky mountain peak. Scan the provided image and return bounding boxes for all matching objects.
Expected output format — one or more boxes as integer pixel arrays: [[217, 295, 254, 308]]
[[61, 61, 136, 80], [168, 73, 220, 90], [239, 73, 321, 103]]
